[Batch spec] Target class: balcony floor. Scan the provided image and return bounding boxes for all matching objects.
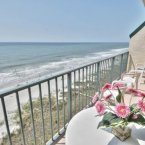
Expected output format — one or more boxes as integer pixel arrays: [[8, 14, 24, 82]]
[[56, 136, 65, 145]]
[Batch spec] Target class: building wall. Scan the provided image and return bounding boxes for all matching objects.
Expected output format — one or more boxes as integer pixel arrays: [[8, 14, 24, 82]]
[[128, 26, 145, 70]]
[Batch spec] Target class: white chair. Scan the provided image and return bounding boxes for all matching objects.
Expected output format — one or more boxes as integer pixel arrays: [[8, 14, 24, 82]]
[[129, 63, 145, 84], [121, 72, 140, 89]]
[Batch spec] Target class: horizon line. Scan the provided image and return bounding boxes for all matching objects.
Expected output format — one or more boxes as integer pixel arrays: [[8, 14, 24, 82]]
[[0, 41, 129, 43]]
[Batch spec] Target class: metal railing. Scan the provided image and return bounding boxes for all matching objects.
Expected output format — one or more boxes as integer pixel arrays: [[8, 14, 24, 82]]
[[0, 50, 129, 145]]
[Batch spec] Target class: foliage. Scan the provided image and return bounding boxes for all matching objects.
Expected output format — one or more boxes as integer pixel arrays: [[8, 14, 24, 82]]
[[92, 83, 145, 128]]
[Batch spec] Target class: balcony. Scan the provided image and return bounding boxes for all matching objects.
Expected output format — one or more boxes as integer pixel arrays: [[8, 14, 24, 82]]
[[0, 50, 128, 145]]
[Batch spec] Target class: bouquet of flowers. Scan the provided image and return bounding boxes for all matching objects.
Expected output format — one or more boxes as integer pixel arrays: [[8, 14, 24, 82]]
[[92, 82, 145, 141]]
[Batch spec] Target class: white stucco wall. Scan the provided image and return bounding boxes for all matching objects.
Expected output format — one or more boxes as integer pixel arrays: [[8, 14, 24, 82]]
[[128, 26, 145, 69]]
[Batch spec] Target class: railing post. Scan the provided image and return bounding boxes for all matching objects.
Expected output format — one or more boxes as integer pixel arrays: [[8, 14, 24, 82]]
[[47, 80, 54, 140], [16, 91, 26, 145], [110, 57, 115, 82], [78, 69, 81, 111], [119, 54, 124, 77], [55, 77, 60, 134], [28, 87, 36, 145], [1, 97, 12, 145], [96, 62, 100, 92], [85, 66, 88, 105], [38, 83, 45, 143], [67, 72, 72, 121], [125, 52, 129, 72]]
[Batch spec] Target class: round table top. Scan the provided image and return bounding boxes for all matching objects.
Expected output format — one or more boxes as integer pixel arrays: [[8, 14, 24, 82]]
[[65, 107, 145, 145]]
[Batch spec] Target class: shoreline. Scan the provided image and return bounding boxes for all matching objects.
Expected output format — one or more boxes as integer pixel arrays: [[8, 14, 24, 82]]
[[0, 48, 128, 91]]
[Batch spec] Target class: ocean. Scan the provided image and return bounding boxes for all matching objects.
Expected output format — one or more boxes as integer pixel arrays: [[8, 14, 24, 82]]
[[0, 42, 128, 91]]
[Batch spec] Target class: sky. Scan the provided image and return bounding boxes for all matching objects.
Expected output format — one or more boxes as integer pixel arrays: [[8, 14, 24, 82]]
[[0, 0, 145, 42]]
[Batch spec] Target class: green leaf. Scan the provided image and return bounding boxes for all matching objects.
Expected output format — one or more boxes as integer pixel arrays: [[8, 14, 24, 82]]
[[116, 87, 122, 103], [98, 112, 122, 128], [128, 114, 145, 126], [98, 119, 110, 128], [129, 104, 140, 114], [129, 104, 136, 111], [108, 100, 115, 106]]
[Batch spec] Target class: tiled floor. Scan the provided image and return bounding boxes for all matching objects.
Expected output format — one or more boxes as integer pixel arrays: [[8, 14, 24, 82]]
[[55, 136, 65, 145]]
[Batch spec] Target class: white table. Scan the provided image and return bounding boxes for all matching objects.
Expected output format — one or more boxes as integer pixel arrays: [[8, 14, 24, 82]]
[[65, 107, 145, 145]]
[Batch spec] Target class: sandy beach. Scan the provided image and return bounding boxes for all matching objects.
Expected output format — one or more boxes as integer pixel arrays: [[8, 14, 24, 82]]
[[0, 69, 90, 139], [0, 78, 65, 137]]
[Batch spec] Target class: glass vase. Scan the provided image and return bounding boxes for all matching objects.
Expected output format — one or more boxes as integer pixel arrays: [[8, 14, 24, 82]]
[[112, 125, 131, 141]]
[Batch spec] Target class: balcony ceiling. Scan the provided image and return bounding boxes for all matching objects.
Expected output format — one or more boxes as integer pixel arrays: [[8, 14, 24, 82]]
[[143, 0, 145, 6]]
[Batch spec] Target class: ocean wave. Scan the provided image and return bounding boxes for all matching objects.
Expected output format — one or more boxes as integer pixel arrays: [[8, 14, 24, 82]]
[[0, 47, 128, 90]]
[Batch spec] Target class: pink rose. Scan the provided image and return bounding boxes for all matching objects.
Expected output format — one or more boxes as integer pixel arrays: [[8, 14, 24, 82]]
[[126, 87, 138, 96], [115, 104, 130, 118], [104, 94, 112, 101], [136, 91, 145, 97], [101, 83, 112, 92], [95, 101, 106, 115], [127, 88, 145, 97], [92, 92, 99, 103], [112, 82, 125, 89], [137, 100, 145, 112]]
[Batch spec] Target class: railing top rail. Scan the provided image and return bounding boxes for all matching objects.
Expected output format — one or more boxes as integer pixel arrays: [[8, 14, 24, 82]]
[[0, 50, 128, 97]]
